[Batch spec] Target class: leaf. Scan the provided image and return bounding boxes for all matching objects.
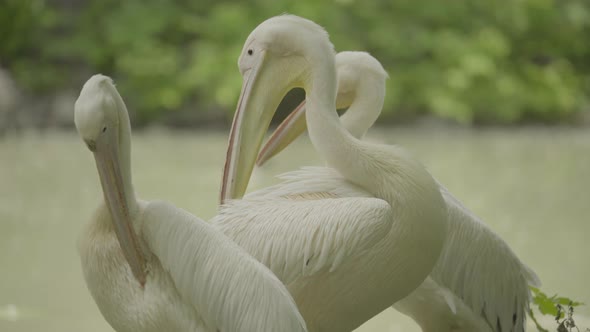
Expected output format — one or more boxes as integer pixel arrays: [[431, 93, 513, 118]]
[[530, 286, 585, 318]]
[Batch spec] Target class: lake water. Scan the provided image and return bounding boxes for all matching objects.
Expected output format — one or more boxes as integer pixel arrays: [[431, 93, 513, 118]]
[[1, 127, 588, 331]]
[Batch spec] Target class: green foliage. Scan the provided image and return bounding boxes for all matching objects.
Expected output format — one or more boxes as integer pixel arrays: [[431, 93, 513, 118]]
[[0, 0, 62, 91], [531, 286, 584, 317], [529, 286, 586, 332], [1, 0, 589, 124]]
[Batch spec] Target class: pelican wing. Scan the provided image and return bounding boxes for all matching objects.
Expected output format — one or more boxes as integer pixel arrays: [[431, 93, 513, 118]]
[[394, 277, 495, 332], [212, 196, 393, 285], [246, 166, 370, 199], [250, 167, 540, 331], [429, 185, 541, 332], [140, 200, 307, 332]]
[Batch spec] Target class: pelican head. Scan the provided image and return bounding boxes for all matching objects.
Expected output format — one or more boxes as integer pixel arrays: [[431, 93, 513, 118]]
[[221, 14, 336, 203], [75, 75, 146, 286], [255, 51, 389, 166], [334, 51, 388, 110], [75, 77, 120, 152]]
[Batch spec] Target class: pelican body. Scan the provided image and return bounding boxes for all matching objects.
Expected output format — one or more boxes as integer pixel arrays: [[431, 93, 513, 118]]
[[75, 75, 307, 332], [217, 15, 449, 331], [257, 51, 541, 332]]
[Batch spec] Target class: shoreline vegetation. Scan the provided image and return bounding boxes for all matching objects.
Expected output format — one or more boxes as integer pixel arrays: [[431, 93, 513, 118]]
[[2, 0, 589, 130]]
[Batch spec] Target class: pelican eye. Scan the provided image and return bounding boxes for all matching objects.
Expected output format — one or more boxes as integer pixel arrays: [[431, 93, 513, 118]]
[[102, 126, 107, 133], [247, 49, 253, 55]]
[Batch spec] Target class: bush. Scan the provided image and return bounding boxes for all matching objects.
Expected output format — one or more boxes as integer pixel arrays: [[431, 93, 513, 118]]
[[1, 0, 589, 124]]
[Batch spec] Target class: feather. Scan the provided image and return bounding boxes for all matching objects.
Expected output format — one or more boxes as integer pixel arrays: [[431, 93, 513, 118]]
[[212, 196, 393, 285], [141, 200, 307, 332], [251, 167, 539, 332]]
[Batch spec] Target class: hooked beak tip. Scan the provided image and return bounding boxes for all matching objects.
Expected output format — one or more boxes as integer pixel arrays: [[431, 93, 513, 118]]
[[85, 139, 97, 152]]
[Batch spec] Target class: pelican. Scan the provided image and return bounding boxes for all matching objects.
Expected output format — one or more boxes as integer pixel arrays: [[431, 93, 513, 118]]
[[74, 75, 307, 332], [215, 15, 449, 331], [256, 51, 384, 165], [255, 51, 542, 331]]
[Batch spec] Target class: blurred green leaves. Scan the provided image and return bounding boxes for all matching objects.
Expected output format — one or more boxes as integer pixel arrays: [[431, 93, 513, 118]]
[[1, 0, 589, 124], [529, 286, 586, 332], [531, 286, 584, 317]]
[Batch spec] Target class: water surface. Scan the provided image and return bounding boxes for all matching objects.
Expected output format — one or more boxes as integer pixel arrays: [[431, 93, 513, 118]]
[[1, 127, 588, 331]]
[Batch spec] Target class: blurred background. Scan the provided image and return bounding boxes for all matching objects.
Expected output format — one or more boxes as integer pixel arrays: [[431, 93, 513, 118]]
[[1, 0, 589, 331], [2, 0, 590, 128]]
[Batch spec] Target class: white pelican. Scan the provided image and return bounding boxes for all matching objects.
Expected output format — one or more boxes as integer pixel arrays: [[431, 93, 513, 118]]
[[255, 51, 542, 332], [74, 75, 307, 332], [215, 15, 449, 331], [256, 51, 384, 165]]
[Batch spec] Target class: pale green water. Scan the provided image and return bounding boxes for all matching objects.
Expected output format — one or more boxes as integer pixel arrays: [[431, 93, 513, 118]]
[[0, 127, 588, 332]]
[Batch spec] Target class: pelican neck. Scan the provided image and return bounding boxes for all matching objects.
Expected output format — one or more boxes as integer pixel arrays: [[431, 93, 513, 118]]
[[339, 75, 386, 140], [303, 52, 363, 180]]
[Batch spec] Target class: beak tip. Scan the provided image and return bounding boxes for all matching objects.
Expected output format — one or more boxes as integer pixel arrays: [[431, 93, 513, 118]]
[[85, 139, 97, 152]]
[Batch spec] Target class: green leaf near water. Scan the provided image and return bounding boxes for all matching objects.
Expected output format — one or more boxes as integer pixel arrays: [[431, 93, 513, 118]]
[[530, 286, 584, 318]]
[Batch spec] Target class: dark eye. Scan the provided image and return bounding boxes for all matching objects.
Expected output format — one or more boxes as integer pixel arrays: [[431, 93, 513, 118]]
[[247, 49, 253, 55], [102, 126, 107, 133]]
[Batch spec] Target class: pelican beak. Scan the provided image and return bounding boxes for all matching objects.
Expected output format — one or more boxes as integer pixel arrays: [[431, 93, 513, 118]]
[[220, 50, 294, 203], [256, 100, 308, 167], [93, 138, 146, 286]]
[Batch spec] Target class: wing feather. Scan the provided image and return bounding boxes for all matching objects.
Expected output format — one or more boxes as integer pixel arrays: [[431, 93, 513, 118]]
[[429, 184, 541, 332], [140, 200, 307, 332], [394, 277, 494, 332], [250, 166, 539, 331], [211, 196, 393, 285], [246, 166, 371, 199]]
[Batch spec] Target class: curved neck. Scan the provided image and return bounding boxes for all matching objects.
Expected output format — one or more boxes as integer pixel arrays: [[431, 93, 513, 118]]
[[301, 46, 446, 247], [304, 54, 374, 186], [339, 76, 385, 139], [302, 52, 422, 199], [108, 84, 138, 215], [304, 53, 361, 174]]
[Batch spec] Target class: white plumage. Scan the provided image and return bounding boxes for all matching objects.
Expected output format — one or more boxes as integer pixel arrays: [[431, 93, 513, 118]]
[[417, 183, 540, 332], [75, 74, 307, 332], [217, 15, 449, 331], [214, 196, 392, 285], [256, 51, 541, 332]]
